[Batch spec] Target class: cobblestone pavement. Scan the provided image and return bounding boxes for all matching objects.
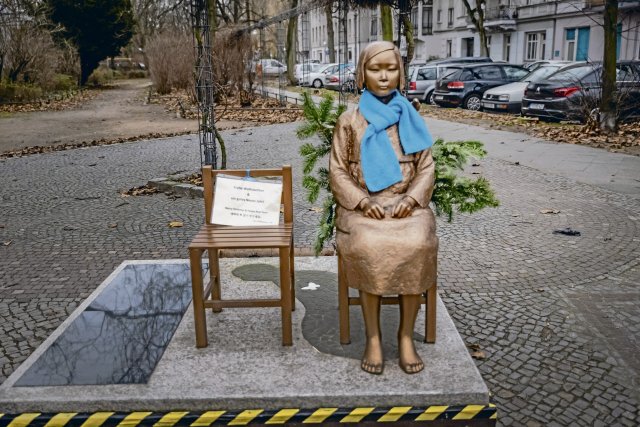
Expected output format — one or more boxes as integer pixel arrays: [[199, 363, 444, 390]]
[[1, 123, 639, 426]]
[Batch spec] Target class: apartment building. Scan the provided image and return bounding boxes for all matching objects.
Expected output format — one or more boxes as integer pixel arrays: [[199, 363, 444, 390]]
[[297, 0, 640, 65]]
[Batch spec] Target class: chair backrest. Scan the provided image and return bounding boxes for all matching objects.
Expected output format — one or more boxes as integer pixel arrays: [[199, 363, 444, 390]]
[[202, 165, 293, 226]]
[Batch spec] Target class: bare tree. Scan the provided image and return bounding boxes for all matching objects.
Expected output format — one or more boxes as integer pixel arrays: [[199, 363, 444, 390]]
[[600, 0, 618, 133], [324, 1, 336, 62], [462, 0, 488, 56], [285, 0, 298, 85]]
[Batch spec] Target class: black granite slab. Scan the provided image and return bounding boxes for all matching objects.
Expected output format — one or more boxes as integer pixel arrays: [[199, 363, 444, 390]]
[[15, 263, 193, 386]]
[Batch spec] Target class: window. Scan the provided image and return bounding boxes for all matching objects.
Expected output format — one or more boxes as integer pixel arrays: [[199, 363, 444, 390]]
[[502, 66, 528, 80], [446, 39, 452, 57], [565, 27, 590, 61], [503, 34, 511, 62], [447, 8, 454, 27], [412, 7, 418, 32], [437, 9, 442, 23], [371, 15, 378, 36], [526, 31, 546, 61], [422, 6, 433, 35], [475, 66, 502, 80], [418, 67, 437, 81], [565, 28, 576, 60]]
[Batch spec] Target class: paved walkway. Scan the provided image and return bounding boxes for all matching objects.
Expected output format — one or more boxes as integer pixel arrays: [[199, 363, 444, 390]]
[[1, 119, 639, 426]]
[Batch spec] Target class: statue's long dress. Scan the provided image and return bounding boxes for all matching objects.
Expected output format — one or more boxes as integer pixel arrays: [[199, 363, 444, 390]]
[[329, 109, 438, 296]]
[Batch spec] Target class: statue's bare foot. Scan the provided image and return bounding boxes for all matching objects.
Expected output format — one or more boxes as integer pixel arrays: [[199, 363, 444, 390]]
[[361, 336, 384, 374], [398, 334, 424, 374]]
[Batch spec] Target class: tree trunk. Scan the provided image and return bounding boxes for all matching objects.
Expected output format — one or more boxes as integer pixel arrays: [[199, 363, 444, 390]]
[[381, 4, 393, 42], [325, 2, 336, 63], [600, 0, 618, 133], [286, 0, 298, 85], [462, 0, 488, 56], [402, 14, 414, 65]]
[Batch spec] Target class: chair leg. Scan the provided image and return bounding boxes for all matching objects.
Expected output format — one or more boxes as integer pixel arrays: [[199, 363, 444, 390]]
[[279, 247, 293, 346], [189, 248, 208, 348], [208, 248, 222, 313], [289, 243, 295, 312], [425, 285, 437, 343], [338, 256, 351, 345]]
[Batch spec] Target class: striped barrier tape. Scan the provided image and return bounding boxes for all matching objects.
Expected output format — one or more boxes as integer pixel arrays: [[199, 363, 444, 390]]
[[0, 404, 496, 426]]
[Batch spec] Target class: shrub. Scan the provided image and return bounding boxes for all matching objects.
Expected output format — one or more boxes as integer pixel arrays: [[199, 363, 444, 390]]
[[51, 74, 77, 91], [127, 70, 147, 79], [146, 30, 194, 95], [0, 82, 43, 102], [86, 67, 115, 86]]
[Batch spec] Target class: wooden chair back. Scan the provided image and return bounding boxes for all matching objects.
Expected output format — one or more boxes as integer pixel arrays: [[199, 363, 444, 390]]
[[202, 165, 293, 226]]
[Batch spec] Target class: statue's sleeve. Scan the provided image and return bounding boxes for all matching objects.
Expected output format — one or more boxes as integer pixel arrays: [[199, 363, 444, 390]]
[[405, 148, 435, 208], [329, 113, 369, 210]]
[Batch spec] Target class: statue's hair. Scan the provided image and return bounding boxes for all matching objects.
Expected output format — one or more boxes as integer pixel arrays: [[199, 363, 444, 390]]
[[355, 41, 405, 90]]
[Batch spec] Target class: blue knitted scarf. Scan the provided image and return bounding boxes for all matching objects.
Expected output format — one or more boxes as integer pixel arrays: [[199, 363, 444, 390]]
[[358, 89, 433, 192]]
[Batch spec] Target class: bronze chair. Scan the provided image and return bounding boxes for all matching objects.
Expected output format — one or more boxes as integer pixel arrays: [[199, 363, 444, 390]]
[[188, 165, 295, 347], [337, 253, 437, 345]]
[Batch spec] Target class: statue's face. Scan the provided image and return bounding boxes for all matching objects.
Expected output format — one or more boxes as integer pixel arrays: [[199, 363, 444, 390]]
[[364, 50, 400, 97]]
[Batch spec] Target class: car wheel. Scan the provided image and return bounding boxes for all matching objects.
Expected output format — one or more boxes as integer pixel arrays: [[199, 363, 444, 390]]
[[426, 91, 435, 105], [312, 79, 323, 88], [464, 94, 482, 111]]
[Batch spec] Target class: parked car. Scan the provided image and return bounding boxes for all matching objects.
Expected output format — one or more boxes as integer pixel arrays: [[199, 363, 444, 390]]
[[433, 63, 529, 110], [255, 59, 287, 75], [302, 63, 352, 88], [324, 65, 356, 91], [482, 62, 578, 113], [294, 63, 322, 85], [521, 61, 640, 122]]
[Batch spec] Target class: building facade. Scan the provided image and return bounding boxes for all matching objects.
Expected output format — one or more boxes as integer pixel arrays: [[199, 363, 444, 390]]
[[297, 0, 640, 65]]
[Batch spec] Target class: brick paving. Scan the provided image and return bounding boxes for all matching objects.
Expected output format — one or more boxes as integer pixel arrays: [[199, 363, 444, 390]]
[[1, 123, 639, 426]]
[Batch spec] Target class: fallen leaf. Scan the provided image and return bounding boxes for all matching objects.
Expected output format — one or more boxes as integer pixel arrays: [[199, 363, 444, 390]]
[[471, 350, 486, 360], [540, 209, 560, 214], [108, 223, 118, 228], [309, 207, 323, 213], [3, 240, 12, 246], [169, 221, 184, 228]]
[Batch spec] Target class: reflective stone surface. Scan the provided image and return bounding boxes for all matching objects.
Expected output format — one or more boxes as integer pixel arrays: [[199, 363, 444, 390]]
[[15, 263, 193, 386]]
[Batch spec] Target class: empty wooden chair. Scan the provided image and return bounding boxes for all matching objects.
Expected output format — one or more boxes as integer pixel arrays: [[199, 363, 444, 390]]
[[188, 165, 295, 347]]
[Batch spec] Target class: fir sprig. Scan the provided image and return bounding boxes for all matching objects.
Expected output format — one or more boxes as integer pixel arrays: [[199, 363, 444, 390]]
[[298, 93, 499, 254]]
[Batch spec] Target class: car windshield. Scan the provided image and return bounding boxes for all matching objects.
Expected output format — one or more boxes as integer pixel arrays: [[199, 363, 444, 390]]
[[520, 65, 563, 82], [440, 66, 462, 79], [318, 64, 334, 74], [548, 65, 596, 82]]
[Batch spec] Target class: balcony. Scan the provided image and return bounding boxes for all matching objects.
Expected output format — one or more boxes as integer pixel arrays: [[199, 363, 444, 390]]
[[466, 7, 516, 32], [517, 2, 557, 19]]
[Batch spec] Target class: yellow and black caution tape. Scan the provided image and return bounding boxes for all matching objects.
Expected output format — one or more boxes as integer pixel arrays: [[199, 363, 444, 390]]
[[0, 404, 496, 426]]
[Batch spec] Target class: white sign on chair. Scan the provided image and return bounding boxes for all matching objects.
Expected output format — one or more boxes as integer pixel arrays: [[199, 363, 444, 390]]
[[211, 174, 283, 226]]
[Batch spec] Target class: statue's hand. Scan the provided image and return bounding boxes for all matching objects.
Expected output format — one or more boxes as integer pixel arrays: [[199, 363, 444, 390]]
[[392, 196, 417, 218], [358, 198, 385, 220]]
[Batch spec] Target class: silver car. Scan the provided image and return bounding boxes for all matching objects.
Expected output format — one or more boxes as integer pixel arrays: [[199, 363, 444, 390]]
[[407, 64, 473, 104], [482, 62, 578, 113]]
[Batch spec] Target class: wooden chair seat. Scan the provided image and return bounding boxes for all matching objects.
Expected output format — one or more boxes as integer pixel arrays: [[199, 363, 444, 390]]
[[188, 166, 295, 348]]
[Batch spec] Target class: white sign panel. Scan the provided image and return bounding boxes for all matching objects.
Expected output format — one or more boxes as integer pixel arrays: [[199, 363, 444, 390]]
[[211, 174, 283, 226]]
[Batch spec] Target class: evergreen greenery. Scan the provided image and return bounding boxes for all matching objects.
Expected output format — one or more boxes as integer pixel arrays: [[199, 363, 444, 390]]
[[298, 91, 500, 254], [48, 0, 135, 85]]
